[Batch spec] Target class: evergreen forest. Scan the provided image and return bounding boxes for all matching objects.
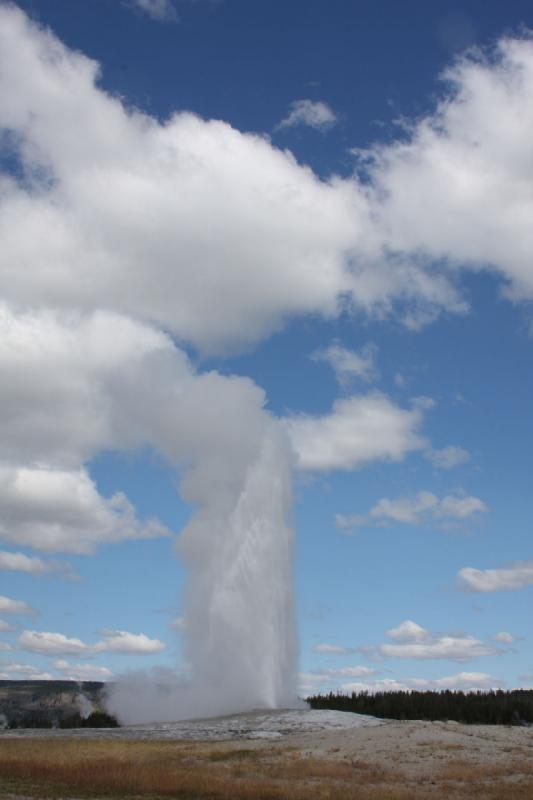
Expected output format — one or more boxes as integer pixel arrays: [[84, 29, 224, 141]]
[[307, 689, 533, 725]]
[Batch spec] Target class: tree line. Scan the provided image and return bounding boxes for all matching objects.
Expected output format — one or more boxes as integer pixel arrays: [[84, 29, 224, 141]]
[[5, 711, 119, 729], [307, 689, 533, 725]]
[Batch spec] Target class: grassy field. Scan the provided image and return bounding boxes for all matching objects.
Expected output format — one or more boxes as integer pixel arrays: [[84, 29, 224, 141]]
[[1, 738, 533, 799]]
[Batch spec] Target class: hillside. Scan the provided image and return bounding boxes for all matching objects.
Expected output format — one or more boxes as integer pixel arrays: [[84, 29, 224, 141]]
[[0, 680, 110, 728]]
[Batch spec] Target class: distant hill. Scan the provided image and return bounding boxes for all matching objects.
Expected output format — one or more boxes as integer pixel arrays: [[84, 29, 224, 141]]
[[0, 680, 117, 728]]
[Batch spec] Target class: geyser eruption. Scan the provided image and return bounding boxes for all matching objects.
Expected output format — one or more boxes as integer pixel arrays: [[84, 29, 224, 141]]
[[109, 383, 298, 723], [179, 421, 297, 716]]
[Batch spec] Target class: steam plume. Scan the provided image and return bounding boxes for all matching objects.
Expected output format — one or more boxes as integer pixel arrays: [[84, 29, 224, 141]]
[[109, 421, 298, 723]]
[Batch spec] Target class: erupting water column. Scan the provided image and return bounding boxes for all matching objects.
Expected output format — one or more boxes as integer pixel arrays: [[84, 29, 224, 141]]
[[178, 421, 298, 717]]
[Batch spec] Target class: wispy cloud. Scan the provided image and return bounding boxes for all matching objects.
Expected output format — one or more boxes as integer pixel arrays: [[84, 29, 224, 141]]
[[54, 659, 113, 681], [313, 643, 355, 655], [277, 99, 337, 132], [0, 595, 36, 616], [336, 490, 487, 532], [459, 560, 533, 592], [0, 661, 52, 680], [425, 445, 471, 469], [0, 550, 78, 580], [298, 665, 376, 694], [362, 620, 504, 662], [492, 631, 520, 644], [18, 628, 165, 656], [310, 342, 378, 387], [126, 0, 178, 22], [340, 671, 504, 694]]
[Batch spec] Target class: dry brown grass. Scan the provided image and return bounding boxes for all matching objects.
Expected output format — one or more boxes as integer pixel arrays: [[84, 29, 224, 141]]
[[0, 738, 533, 800], [438, 758, 533, 782], [0, 740, 413, 800], [417, 741, 465, 751]]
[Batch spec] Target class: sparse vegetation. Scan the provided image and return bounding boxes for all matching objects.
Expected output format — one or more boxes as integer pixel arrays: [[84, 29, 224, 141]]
[[307, 689, 533, 724], [0, 740, 401, 800], [0, 737, 533, 800]]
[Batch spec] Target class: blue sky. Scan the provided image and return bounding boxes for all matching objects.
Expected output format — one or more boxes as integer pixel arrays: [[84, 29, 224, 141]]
[[0, 0, 533, 701]]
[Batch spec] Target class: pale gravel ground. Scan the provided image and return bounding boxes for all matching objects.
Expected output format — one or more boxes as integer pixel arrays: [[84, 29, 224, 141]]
[[0, 709, 383, 741], [278, 718, 533, 777], [2, 708, 533, 781]]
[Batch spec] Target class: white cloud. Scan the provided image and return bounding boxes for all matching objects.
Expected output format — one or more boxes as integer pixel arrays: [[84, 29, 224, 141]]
[[0, 7, 366, 356], [0, 661, 52, 680], [170, 616, 186, 631], [310, 342, 378, 386], [97, 629, 165, 654], [127, 0, 178, 22], [298, 665, 376, 694], [378, 636, 497, 661], [370, 491, 440, 524], [373, 491, 487, 522], [18, 630, 91, 656], [336, 490, 487, 531], [0, 464, 171, 555], [438, 494, 487, 518], [386, 620, 430, 642], [338, 678, 410, 693], [459, 561, 533, 592], [341, 671, 503, 694], [277, 99, 337, 132], [1, 8, 533, 358], [0, 304, 180, 469], [328, 665, 375, 678], [426, 671, 503, 690], [0, 595, 35, 615], [0, 661, 53, 679], [362, 36, 533, 307], [19, 628, 165, 656], [0, 550, 77, 579], [425, 445, 471, 469], [313, 643, 355, 655], [300, 663, 501, 695], [286, 392, 426, 472], [0, 643, 12, 652], [364, 620, 503, 662], [492, 631, 519, 644], [0, 619, 15, 632], [335, 512, 366, 531], [54, 659, 113, 680], [0, 551, 45, 573]]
